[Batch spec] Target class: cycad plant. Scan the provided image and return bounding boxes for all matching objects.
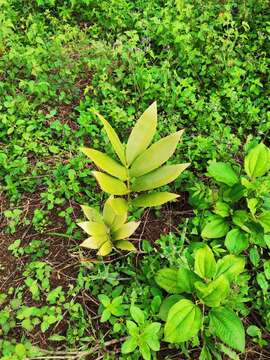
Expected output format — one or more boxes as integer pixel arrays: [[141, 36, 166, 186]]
[[78, 102, 189, 256], [81, 102, 189, 207]]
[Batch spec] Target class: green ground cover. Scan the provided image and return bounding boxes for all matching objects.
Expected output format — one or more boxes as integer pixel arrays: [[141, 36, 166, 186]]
[[0, 0, 269, 359]]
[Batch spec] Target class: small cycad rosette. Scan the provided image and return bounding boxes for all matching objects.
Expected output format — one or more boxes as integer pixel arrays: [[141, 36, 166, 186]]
[[77, 197, 140, 256]]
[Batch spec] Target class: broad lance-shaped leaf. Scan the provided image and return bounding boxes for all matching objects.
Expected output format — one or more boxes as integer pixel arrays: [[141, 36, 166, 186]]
[[80, 236, 108, 249], [81, 147, 128, 180], [244, 143, 270, 179], [130, 130, 184, 177], [114, 240, 136, 251], [126, 102, 157, 165], [97, 241, 113, 256], [131, 163, 190, 192], [92, 171, 129, 195], [194, 245, 216, 279], [95, 112, 126, 165], [132, 192, 179, 208], [164, 299, 202, 343], [77, 221, 107, 236], [209, 307, 245, 352], [80, 205, 103, 223], [112, 221, 140, 240], [207, 162, 238, 186], [103, 197, 127, 231]]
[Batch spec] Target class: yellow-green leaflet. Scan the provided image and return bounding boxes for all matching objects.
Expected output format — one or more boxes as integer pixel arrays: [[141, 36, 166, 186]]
[[114, 240, 136, 251], [103, 197, 127, 230], [80, 236, 108, 249], [109, 197, 128, 215], [92, 171, 129, 195], [97, 241, 113, 256], [131, 163, 190, 192], [77, 221, 108, 236], [126, 102, 157, 165], [132, 192, 179, 207], [130, 130, 184, 177], [112, 221, 140, 240], [80, 205, 103, 223], [81, 147, 128, 180], [95, 112, 126, 165]]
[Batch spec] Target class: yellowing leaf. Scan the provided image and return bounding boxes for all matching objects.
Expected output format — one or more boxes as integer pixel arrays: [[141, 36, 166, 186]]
[[81, 147, 128, 180], [80, 205, 103, 222], [77, 221, 108, 236], [97, 241, 113, 256], [130, 130, 184, 177], [92, 171, 129, 195], [80, 236, 108, 249], [95, 112, 126, 165], [126, 102, 157, 165], [112, 221, 140, 240], [132, 192, 179, 207], [131, 163, 190, 192], [114, 240, 136, 251], [103, 197, 127, 230], [109, 197, 128, 215]]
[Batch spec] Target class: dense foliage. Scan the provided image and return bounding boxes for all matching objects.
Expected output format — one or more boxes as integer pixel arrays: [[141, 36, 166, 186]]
[[0, 0, 269, 359]]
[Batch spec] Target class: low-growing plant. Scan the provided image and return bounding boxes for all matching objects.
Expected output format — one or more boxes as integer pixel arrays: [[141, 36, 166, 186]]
[[78, 196, 140, 256], [155, 245, 246, 358], [81, 102, 189, 207]]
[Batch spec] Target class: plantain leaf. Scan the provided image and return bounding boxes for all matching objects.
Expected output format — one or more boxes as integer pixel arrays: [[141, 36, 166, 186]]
[[209, 307, 245, 352], [81, 147, 128, 180], [155, 268, 183, 294], [80, 205, 103, 223], [132, 192, 179, 207], [215, 255, 245, 282], [77, 221, 107, 236], [97, 241, 113, 256], [80, 236, 108, 249], [194, 245, 216, 279], [114, 240, 136, 251], [112, 221, 140, 240], [164, 299, 202, 343], [95, 112, 126, 165], [131, 163, 190, 192], [126, 102, 157, 165], [92, 171, 129, 195], [130, 130, 184, 177], [244, 143, 270, 179]]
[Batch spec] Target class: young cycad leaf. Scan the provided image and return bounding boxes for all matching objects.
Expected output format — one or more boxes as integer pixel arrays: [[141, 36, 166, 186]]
[[80, 236, 108, 249], [80, 205, 103, 223], [112, 221, 140, 240], [81, 147, 128, 180], [102, 197, 127, 231], [131, 163, 190, 192], [155, 268, 183, 294], [209, 307, 245, 352], [130, 130, 184, 177], [215, 255, 245, 282], [194, 245, 216, 279], [92, 171, 129, 195], [244, 143, 270, 179], [207, 162, 239, 186], [95, 112, 126, 165], [132, 192, 179, 207], [164, 299, 202, 343], [97, 241, 113, 256], [109, 197, 128, 215], [126, 102, 157, 165], [77, 221, 107, 236], [115, 240, 136, 251]]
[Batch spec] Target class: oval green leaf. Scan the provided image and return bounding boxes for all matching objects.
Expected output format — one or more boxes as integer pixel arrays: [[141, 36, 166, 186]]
[[194, 245, 216, 279], [244, 143, 270, 179], [207, 162, 239, 186]]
